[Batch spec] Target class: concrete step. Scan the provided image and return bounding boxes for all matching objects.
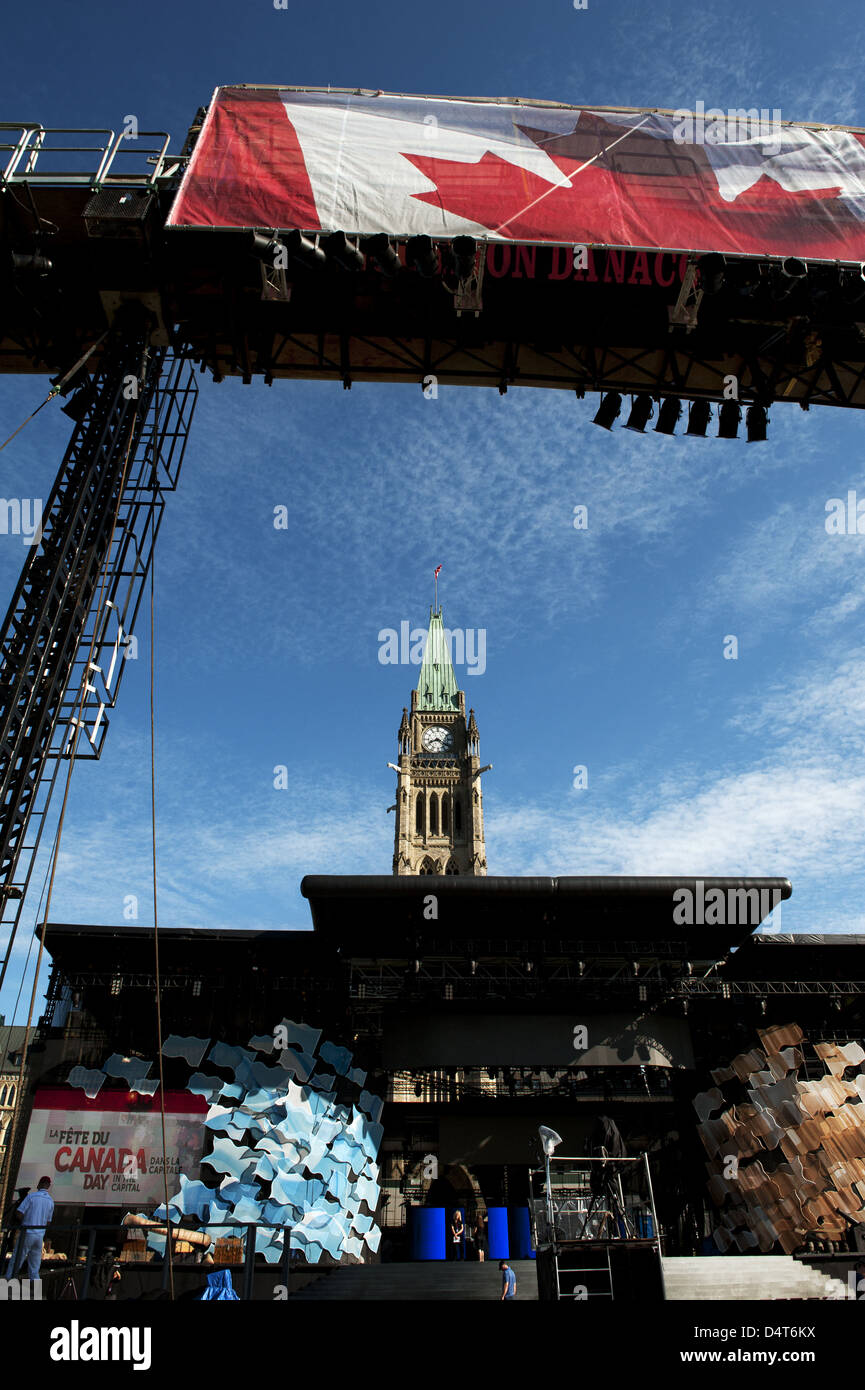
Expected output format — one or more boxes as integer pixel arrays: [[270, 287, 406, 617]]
[[662, 1255, 850, 1301], [288, 1259, 538, 1301]]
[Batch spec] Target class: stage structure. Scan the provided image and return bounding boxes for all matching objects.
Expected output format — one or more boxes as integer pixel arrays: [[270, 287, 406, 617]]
[[2, 89, 865, 1168]]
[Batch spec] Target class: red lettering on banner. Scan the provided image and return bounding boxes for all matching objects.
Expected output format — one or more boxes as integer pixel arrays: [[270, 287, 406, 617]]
[[628, 252, 653, 286], [512, 246, 537, 279], [485, 245, 511, 278], [55, 1146, 71, 1172], [604, 250, 627, 284], [654, 252, 676, 287], [549, 247, 573, 280]]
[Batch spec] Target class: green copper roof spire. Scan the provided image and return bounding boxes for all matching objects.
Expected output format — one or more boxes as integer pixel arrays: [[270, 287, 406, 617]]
[[416, 607, 460, 711]]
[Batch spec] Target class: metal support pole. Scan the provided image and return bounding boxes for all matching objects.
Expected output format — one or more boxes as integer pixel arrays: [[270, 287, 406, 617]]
[[79, 1227, 96, 1300], [242, 1224, 256, 1301]]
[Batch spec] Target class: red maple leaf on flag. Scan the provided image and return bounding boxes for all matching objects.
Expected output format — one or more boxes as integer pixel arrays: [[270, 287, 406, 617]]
[[402, 111, 865, 260]]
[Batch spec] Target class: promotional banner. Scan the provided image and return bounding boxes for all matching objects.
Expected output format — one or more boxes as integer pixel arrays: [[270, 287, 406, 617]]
[[17, 1089, 207, 1206], [167, 86, 865, 261]]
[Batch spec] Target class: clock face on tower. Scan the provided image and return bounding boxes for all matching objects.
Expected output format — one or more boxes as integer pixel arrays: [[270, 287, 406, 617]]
[[422, 725, 454, 753]]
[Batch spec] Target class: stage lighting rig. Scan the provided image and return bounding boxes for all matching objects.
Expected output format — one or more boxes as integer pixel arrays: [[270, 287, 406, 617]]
[[840, 264, 865, 306], [406, 235, 439, 278], [624, 394, 653, 432], [285, 229, 327, 269], [249, 232, 285, 265], [361, 233, 401, 276], [686, 400, 712, 436], [451, 235, 477, 281], [654, 398, 682, 435], [746, 404, 769, 442], [769, 256, 807, 301], [10, 252, 53, 275], [60, 377, 99, 423], [324, 231, 365, 272], [718, 401, 742, 438], [593, 392, 622, 429]]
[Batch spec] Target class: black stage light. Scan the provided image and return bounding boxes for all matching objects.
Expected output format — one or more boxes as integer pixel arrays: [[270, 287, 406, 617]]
[[718, 401, 742, 438], [698, 252, 725, 295], [686, 399, 712, 436], [452, 235, 477, 280], [654, 398, 683, 435], [249, 232, 284, 264], [592, 391, 622, 429], [746, 404, 768, 442], [285, 229, 326, 269], [840, 264, 865, 305], [324, 231, 365, 272], [361, 233, 401, 276], [407, 234, 439, 277], [60, 377, 99, 422], [624, 394, 653, 432], [11, 252, 53, 273], [770, 256, 807, 301]]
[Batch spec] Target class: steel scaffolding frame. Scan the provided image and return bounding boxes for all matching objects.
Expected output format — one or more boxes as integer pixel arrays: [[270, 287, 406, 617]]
[[0, 325, 197, 990]]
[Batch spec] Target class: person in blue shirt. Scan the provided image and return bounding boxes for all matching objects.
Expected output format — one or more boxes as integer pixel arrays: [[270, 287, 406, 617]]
[[499, 1259, 517, 1301], [9, 1176, 53, 1281]]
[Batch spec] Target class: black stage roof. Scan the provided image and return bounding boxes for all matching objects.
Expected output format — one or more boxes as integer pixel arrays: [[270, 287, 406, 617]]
[[300, 874, 792, 948], [41, 875, 796, 969]]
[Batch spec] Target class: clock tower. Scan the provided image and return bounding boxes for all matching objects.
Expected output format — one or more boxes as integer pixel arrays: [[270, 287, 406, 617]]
[[391, 607, 489, 876]]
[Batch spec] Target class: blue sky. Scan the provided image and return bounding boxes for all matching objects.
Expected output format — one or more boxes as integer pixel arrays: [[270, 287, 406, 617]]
[[2, 0, 865, 1019]]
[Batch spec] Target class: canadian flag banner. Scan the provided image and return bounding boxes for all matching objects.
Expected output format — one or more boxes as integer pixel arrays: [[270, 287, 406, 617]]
[[167, 86, 865, 262]]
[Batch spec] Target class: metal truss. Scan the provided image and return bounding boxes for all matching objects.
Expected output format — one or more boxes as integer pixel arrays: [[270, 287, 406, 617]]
[[350, 960, 865, 1002], [240, 327, 865, 411], [680, 978, 865, 997], [0, 332, 197, 988]]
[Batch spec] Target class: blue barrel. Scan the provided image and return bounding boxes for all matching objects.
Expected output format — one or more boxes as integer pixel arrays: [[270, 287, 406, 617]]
[[508, 1206, 535, 1259], [487, 1206, 509, 1260], [409, 1206, 446, 1260]]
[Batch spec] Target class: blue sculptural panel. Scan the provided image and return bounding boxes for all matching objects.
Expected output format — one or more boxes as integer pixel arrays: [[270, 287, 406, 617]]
[[101, 1022, 385, 1264]]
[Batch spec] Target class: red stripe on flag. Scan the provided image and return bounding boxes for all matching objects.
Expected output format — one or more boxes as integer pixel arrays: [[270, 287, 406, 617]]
[[169, 88, 321, 231]]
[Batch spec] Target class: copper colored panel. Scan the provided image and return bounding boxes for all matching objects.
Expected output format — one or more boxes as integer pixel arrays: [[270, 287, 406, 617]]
[[758, 1023, 804, 1053]]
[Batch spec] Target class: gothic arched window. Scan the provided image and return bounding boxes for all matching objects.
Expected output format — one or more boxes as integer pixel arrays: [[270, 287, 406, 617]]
[[416, 793, 424, 834], [419, 856, 436, 875], [445, 858, 459, 875], [454, 797, 462, 836], [429, 792, 439, 835], [441, 793, 449, 834]]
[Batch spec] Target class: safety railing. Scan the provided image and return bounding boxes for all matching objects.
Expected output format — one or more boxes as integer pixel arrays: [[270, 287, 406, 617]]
[[0, 124, 179, 188]]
